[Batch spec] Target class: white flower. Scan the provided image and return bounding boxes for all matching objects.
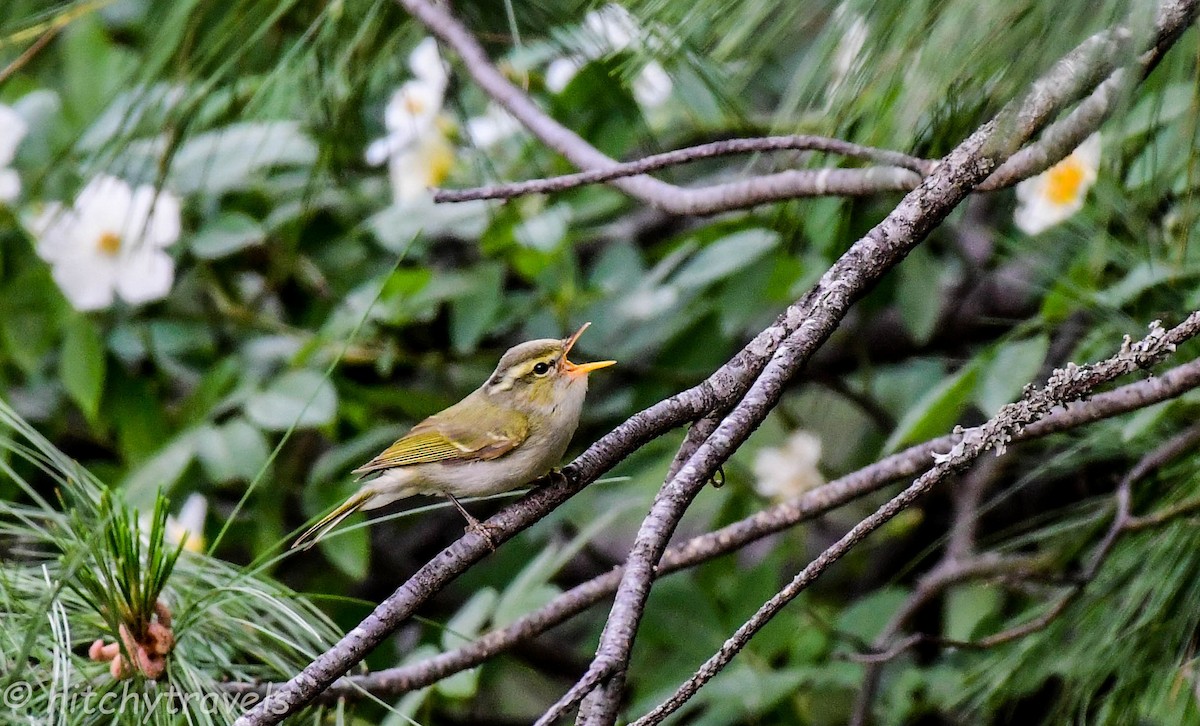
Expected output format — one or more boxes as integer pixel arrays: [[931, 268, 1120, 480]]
[[365, 37, 455, 203], [0, 104, 28, 203], [32, 175, 181, 311], [547, 4, 672, 109], [546, 57, 584, 94], [752, 431, 825, 502], [584, 3, 640, 49], [1014, 133, 1102, 235], [465, 104, 522, 148]]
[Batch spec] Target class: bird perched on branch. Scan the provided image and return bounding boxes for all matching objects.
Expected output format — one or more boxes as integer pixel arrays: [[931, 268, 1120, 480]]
[[293, 323, 615, 550]]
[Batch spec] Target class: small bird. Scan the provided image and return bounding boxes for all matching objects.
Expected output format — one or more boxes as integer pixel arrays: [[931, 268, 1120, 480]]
[[292, 323, 615, 550]]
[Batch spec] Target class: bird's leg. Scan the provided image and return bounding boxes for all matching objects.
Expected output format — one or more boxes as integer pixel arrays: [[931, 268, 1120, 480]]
[[546, 468, 568, 487], [446, 493, 498, 550]]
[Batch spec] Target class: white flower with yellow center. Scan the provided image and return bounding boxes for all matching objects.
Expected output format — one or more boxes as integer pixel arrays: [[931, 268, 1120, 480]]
[[166, 493, 208, 553], [0, 104, 28, 203], [32, 175, 181, 311], [1014, 133, 1102, 235], [752, 430, 825, 502], [365, 37, 456, 203], [142, 493, 207, 553], [546, 4, 672, 109]]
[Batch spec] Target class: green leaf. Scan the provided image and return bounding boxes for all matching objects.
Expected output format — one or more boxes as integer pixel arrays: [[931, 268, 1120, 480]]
[[884, 363, 979, 453], [513, 205, 570, 252], [0, 267, 65, 374], [1095, 262, 1198, 308], [367, 199, 492, 252], [61, 15, 135, 122], [1121, 82, 1195, 139], [169, 121, 318, 195], [191, 212, 266, 259], [449, 264, 504, 353], [318, 524, 369, 581], [976, 335, 1049, 415], [897, 245, 943, 345], [122, 429, 199, 508], [436, 589, 499, 699], [672, 229, 780, 289], [836, 586, 910, 641], [244, 370, 338, 431], [59, 315, 106, 422], [944, 583, 1002, 641], [441, 588, 499, 651], [195, 418, 271, 483], [1121, 400, 1172, 442]]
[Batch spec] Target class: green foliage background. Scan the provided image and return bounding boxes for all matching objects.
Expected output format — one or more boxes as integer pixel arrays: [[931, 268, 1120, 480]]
[[1, 0, 1199, 723]]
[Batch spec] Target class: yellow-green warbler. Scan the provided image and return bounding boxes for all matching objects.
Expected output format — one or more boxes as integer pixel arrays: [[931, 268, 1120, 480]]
[[293, 323, 614, 549]]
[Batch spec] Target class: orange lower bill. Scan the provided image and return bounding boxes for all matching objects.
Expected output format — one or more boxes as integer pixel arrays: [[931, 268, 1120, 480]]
[[564, 359, 617, 377]]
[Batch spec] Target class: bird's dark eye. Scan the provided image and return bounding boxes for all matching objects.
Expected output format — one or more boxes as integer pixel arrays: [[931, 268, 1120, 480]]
[[533, 361, 551, 375]]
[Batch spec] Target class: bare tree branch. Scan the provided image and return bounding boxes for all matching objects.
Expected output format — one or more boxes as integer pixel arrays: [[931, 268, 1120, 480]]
[[223, 352, 1200, 704], [631, 313, 1200, 726]]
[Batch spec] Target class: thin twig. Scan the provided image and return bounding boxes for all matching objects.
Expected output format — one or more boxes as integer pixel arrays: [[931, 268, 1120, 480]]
[[434, 136, 934, 202], [1126, 496, 1200, 530], [850, 458, 1007, 725], [397, 0, 925, 215]]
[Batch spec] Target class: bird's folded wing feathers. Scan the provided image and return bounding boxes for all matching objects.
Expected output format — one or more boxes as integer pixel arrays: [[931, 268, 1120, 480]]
[[352, 406, 529, 475]]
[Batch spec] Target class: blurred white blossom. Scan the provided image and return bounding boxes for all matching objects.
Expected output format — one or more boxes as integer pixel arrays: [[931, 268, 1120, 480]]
[[753, 431, 825, 502], [1014, 133, 1101, 235], [32, 175, 181, 311], [0, 104, 28, 203], [465, 103, 522, 148], [546, 4, 672, 108], [365, 37, 455, 203], [143, 493, 207, 553]]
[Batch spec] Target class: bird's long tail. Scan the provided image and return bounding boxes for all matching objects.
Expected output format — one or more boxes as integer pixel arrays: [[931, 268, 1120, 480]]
[[291, 490, 373, 550]]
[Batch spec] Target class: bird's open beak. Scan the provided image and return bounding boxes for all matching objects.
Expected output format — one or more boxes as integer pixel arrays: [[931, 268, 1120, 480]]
[[562, 322, 616, 377]]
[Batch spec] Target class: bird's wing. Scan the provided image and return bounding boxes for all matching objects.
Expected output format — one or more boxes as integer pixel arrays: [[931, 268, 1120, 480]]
[[352, 397, 529, 476]]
